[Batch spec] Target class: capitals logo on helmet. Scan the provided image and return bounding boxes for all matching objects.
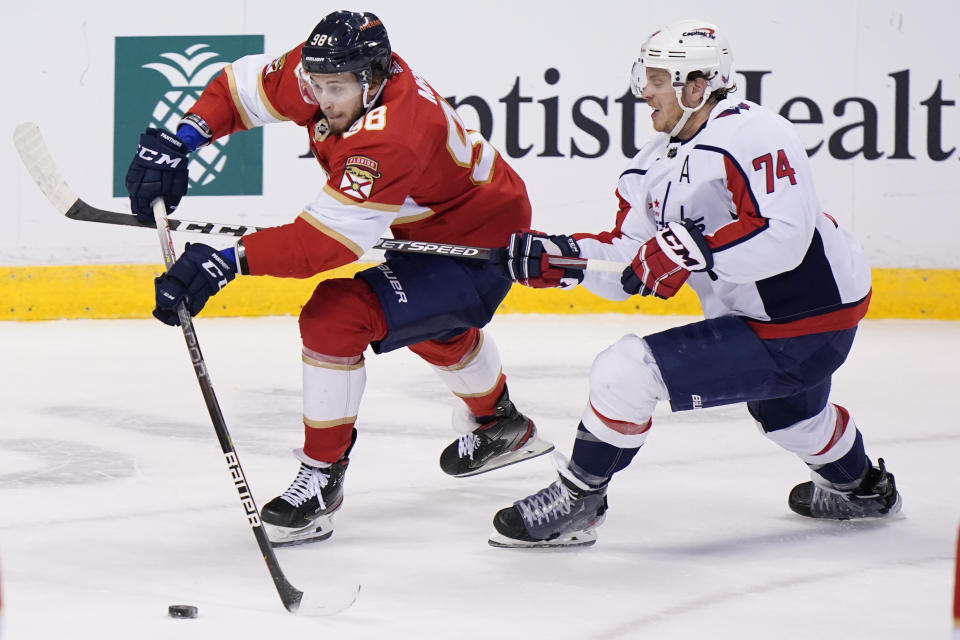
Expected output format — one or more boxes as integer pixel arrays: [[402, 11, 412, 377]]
[[681, 27, 717, 39]]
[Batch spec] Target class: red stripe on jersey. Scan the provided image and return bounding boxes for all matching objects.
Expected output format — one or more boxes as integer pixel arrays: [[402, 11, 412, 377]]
[[708, 156, 768, 249], [590, 402, 652, 436], [814, 404, 849, 456], [747, 291, 871, 338], [572, 189, 630, 244]]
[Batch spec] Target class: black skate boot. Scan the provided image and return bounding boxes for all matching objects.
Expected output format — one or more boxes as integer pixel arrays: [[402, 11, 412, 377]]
[[788, 458, 902, 520], [488, 461, 607, 548], [261, 451, 349, 546], [439, 387, 553, 477]]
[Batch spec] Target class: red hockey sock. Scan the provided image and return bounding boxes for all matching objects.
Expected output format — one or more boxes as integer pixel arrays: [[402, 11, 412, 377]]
[[303, 422, 355, 463], [462, 374, 507, 419]]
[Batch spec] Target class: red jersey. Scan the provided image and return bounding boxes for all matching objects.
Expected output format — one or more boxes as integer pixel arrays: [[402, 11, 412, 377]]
[[187, 49, 531, 277]]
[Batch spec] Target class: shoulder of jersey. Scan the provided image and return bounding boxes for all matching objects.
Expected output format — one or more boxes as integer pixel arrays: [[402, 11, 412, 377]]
[[340, 54, 443, 148], [702, 98, 794, 149], [627, 132, 670, 169], [258, 44, 320, 124], [707, 98, 774, 134]]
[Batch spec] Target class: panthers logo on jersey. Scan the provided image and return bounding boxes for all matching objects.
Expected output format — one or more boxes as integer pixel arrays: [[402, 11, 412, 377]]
[[339, 155, 381, 201], [264, 53, 287, 77]]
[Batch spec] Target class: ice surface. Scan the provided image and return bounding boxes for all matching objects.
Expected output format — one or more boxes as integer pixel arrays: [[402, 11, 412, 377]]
[[0, 314, 957, 639]]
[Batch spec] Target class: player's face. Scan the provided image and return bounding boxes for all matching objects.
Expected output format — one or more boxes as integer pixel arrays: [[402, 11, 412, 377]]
[[641, 68, 683, 134], [302, 73, 367, 134]]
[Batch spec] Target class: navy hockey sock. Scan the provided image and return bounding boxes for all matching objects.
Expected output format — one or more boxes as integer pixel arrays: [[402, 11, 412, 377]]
[[809, 429, 868, 488], [569, 422, 640, 488]]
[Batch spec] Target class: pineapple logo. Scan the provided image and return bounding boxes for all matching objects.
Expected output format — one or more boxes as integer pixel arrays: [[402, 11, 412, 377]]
[[113, 35, 264, 198], [142, 44, 230, 187]]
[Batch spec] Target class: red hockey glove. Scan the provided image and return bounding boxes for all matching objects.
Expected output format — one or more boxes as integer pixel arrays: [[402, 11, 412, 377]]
[[621, 219, 713, 299], [503, 230, 584, 289]]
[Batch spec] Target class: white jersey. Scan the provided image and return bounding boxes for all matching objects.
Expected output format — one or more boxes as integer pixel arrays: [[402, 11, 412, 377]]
[[575, 98, 871, 338]]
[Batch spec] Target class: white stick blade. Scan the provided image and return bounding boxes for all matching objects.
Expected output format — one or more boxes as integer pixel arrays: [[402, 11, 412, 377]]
[[295, 583, 361, 617], [13, 122, 79, 214]]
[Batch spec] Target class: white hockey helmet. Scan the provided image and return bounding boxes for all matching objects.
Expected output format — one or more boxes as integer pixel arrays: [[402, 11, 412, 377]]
[[630, 20, 734, 135]]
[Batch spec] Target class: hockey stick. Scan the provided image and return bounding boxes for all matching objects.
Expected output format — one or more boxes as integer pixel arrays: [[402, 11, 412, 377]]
[[13, 122, 628, 275], [13, 122, 263, 237], [151, 198, 358, 615]]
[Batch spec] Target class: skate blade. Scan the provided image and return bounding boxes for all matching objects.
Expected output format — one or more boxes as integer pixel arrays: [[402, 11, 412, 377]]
[[264, 515, 334, 547], [487, 529, 597, 549], [452, 437, 555, 478], [794, 491, 904, 521]]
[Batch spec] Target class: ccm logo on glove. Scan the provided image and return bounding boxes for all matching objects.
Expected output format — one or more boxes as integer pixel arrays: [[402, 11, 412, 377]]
[[137, 131, 186, 167], [621, 219, 714, 299], [201, 255, 232, 291], [153, 243, 237, 326], [660, 226, 703, 269]]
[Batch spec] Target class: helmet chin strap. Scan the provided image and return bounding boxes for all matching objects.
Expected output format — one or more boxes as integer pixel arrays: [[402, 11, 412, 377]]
[[668, 88, 710, 138], [361, 78, 387, 110]]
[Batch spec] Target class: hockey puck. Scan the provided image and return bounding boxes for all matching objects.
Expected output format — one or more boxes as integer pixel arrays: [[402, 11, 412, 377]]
[[168, 604, 198, 619]]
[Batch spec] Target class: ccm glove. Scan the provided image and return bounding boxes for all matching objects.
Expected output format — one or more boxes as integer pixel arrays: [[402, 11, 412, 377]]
[[621, 219, 713, 299], [502, 231, 584, 289], [154, 243, 236, 326], [125, 128, 189, 224]]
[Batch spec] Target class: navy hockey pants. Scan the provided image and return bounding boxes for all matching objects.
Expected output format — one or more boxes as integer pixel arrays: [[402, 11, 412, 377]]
[[644, 315, 857, 431], [356, 251, 511, 354]]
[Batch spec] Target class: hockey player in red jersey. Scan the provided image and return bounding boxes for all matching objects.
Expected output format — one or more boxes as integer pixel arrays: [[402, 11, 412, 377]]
[[489, 20, 902, 548], [125, 11, 553, 545]]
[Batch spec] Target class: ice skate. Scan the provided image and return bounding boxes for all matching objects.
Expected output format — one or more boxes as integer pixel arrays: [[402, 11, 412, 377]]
[[261, 451, 349, 546], [488, 456, 607, 548], [439, 387, 553, 477], [788, 457, 902, 520]]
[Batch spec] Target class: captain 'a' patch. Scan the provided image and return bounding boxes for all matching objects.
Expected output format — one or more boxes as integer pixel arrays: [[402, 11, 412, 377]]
[[339, 155, 381, 201]]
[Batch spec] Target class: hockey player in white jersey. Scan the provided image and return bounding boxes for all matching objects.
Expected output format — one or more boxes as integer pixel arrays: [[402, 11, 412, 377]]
[[489, 20, 902, 548]]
